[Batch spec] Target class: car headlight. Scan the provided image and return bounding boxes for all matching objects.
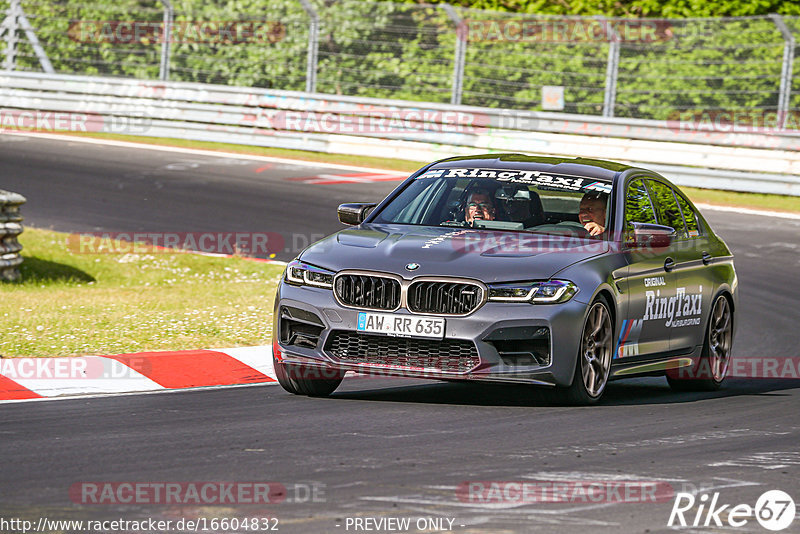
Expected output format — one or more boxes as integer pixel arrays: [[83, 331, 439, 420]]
[[284, 260, 335, 289], [488, 280, 578, 304]]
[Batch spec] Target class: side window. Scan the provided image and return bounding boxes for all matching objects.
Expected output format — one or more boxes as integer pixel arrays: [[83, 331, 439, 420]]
[[674, 192, 702, 238], [625, 178, 657, 226], [647, 180, 687, 238], [379, 178, 447, 224]]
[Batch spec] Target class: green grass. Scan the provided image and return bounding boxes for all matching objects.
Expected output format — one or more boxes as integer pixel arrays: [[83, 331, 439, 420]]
[[0, 228, 285, 358], [680, 186, 800, 212], [63, 132, 800, 213]]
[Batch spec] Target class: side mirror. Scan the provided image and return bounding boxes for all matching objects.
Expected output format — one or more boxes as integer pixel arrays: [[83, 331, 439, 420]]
[[625, 222, 675, 250], [337, 203, 377, 225]]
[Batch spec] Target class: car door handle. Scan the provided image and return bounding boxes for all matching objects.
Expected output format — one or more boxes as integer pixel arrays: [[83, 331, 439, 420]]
[[664, 257, 675, 272], [702, 251, 712, 265]]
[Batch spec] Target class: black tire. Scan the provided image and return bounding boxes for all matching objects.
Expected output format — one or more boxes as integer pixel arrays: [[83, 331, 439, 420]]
[[555, 296, 614, 405], [667, 294, 733, 392], [274, 360, 344, 397]]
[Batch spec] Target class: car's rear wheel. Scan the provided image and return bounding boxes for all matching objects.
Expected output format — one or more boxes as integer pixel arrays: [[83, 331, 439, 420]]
[[556, 297, 613, 405], [667, 294, 732, 392], [274, 359, 344, 397]]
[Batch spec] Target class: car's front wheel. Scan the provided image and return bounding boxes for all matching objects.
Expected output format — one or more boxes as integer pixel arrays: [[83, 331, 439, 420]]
[[667, 294, 732, 392], [274, 359, 344, 397], [556, 297, 614, 405]]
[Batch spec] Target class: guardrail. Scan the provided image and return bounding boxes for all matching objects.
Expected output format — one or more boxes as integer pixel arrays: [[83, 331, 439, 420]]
[[1, 71, 799, 196], [0, 189, 25, 282], [3, 1, 799, 122]]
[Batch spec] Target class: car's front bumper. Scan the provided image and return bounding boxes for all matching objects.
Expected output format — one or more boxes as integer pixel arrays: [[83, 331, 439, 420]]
[[273, 281, 590, 387]]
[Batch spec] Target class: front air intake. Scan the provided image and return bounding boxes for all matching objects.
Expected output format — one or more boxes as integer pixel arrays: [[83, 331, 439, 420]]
[[407, 280, 484, 315], [325, 331, 480, 373], [279, 306, 324, 349], [334, 273, 401, 311]]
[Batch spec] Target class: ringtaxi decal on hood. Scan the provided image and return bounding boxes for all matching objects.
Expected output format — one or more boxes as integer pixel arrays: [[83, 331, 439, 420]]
[[421, 229, 477, 249]]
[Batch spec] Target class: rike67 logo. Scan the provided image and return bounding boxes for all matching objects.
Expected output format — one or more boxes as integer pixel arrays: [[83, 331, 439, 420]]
[[668, 490, 795, 531]]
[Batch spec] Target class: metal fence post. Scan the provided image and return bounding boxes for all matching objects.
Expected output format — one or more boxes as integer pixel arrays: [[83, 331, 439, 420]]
[[299, 0, 318, 93], [18, 5, 54, 73], [769, 14, 795, 128], [601, 18, 620, 118], [3, 0, 20, 71], [0, 8, 9, 39], [441, 4, 466, 106], [159, 0, 173, 81]]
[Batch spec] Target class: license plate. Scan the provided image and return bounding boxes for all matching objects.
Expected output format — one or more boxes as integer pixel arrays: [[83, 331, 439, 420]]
[[357, 312, 445, 339]]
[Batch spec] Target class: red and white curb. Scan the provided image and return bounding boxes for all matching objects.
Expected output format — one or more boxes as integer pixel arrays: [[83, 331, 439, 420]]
[[0, 345, 278, 402]]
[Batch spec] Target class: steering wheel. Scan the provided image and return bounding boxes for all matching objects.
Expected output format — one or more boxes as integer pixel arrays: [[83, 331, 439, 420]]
[[556, 221, 586, 229], [530, 222, 591, 238]]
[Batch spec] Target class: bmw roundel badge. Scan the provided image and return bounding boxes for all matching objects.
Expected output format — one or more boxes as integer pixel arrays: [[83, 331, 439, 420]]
[[405, 263, 420, 271]]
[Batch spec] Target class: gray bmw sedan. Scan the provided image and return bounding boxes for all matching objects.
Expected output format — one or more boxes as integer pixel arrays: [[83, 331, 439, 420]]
[[272, 154, 737, 404]]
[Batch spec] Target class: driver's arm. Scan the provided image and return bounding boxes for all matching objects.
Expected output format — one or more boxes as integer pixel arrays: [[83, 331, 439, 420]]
[[583, 222, 605, 236]]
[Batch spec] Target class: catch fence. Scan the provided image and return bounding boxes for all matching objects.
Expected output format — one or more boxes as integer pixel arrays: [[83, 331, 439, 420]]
[[2, 1, 799, 122]]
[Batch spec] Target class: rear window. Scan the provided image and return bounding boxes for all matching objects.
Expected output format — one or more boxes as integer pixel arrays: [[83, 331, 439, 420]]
[[675, 192, 702, 238], [625, 179, 657, 225], [647, 180, 687, 238]]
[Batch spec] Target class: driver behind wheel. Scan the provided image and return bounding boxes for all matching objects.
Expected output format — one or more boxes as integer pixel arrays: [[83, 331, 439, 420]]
[[579, 192, 609, 237], [464, 189, 496, 226]]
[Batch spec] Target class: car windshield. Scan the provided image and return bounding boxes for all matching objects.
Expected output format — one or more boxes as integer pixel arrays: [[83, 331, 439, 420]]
[[371, 167, 613, 238]]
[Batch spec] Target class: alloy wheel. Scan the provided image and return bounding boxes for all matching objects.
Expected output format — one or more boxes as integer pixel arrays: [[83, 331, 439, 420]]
[[581, 302, 613, 397], [708, 296, 732, 382]]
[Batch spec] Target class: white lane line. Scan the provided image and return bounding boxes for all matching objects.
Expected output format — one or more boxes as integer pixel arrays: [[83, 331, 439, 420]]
[[360, 477, 760, 516], [505, 429, 790, 460], [4, 132, 409, 174], [297, 173, 406, 184], [0, 380, 278, 404], [518, 471, 688, 482], [709, 451, 800, 470]]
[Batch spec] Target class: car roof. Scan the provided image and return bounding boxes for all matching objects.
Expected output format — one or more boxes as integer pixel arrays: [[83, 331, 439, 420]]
[[428, 153, 633, 181]]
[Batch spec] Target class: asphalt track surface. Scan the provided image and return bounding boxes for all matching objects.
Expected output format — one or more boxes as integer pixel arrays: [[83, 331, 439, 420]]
[[2, 134, 800, 533]]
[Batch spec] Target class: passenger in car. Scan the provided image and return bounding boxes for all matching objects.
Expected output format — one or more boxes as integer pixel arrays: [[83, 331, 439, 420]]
[[579, 192, 609, 236]]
